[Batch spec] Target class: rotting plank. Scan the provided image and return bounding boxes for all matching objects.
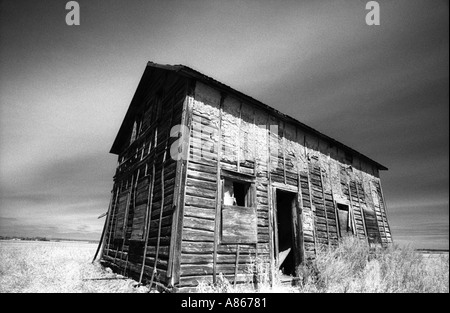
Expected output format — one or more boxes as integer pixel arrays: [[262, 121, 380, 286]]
[[212, 95, 223, 284], [318, 165, 330, 245], [355, 181, 369, 243], [296, 166, 305, 264], [265, 113, 275, 284], [150, 93, 176, 288], [139, 165, 155, 284]]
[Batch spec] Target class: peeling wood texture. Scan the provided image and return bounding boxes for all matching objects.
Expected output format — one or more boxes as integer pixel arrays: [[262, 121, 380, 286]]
[[100, 63, 391, 291], [221, 205, 257, 244]]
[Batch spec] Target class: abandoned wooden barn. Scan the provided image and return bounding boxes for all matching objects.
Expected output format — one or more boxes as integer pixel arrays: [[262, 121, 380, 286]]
[[98, 61, 392, 291]]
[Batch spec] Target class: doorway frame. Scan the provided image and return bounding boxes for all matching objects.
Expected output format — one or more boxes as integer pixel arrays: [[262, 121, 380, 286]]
[[271, 184, 304, 276]]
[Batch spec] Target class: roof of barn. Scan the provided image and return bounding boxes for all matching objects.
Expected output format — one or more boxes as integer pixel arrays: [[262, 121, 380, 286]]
[[110, 61, 388, 171]]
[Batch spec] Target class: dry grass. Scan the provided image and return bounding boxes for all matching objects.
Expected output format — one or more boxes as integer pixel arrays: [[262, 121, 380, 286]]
[[0, 240, 149, 293], [194, 237, 449, 293], [1, 238, 447, 293], [296, 237, 449, 293], [195, 257, 298, 293]]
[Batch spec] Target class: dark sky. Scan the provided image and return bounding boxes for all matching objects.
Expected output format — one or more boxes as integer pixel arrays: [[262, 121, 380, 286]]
[[0, 0, 448, 249]]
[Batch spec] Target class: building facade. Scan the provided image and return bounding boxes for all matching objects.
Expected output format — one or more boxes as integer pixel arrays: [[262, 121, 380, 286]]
[[99, 62, 392, 291]]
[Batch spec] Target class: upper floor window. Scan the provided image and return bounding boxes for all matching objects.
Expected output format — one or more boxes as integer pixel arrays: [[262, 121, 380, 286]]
[[223, 179, 251, 207]]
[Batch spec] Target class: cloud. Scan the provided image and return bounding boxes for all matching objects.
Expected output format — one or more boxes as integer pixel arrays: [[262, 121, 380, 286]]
[[0, 0, 448, 247]]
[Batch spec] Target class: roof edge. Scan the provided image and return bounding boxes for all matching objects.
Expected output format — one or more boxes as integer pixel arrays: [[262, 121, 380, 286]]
[[111, 61, 388, 171], [151, 63, 388, 171]]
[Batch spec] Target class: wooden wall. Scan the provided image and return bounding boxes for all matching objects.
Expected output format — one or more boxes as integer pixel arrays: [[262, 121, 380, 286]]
[[174, 81, 392, 290], [101, 71, 188, 286], [100, 72, 392, 291]]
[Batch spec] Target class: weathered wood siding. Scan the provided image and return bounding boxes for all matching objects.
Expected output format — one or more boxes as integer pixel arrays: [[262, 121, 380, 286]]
[[175, 81, 392, 289], [101, 66, 391, 291], [101, 70, 188, 285]]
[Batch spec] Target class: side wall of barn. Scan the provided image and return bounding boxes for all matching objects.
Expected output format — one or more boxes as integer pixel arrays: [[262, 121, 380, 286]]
[[174, 81, 392, 290], [100, 72, 188, 286]]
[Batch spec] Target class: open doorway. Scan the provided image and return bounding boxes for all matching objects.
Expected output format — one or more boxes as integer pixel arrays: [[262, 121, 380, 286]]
[[275, 190, 297, 276], [336, 203, 352, 237]]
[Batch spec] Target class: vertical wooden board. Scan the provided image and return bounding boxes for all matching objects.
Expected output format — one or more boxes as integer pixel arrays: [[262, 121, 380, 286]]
[[374, 180, 391, 242], [168, 97, 193, 283], [305, 132, 319, 152], [192, 83, 220, 160], [370, 181, 381, 208], [296, 128, 308, 172], [239, 102, 255, 164], [130, 177, 150, 241], [357, 181, 366, 204], [352, 155, 362, 172], [359, 158, 376, 179], [361, 171, 377, 214], [278, 119, 284, 174], [336, 147, 354, 168], [268, 115, 280, 171], [284, 122, 296, 143], [284, 122, 298, 174], [254, 109, 268, 168], [105, 185, 121, 250], [362, 206, 381, 244], [130, 203, 147, 240], [353, 178, 369, 241], [369, 179, 387, 241], [114, 191, 130, 239], [317, 137, 328, 157], [221, 96, 240, 165]]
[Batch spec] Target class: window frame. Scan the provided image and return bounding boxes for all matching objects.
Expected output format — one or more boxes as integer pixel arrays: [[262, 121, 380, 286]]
[[220, 169, 257, 244], [336, 202, 353, 237]]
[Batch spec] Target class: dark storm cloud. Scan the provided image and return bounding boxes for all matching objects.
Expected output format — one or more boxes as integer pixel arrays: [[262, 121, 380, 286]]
[[0, 0, 448, 247]]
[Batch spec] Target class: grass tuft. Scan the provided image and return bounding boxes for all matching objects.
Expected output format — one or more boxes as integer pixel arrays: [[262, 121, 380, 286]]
[[1, 238, 447, 293], [193, 237, 448, 293]]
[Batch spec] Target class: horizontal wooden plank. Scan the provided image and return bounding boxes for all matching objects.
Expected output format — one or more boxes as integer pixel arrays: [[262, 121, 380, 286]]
[[183, 228, 215, 242], [183, 216, 215, 232], [188, 161, 217, 175], [180, 253, 253, 265], [185, 185, 216, 199], [180, 264, 250, 276], [184, 195, 216, 209], [181, 241, 262, 254], [184, 206, 216, 220], [187, 170, 216, 183], [146, 245, 170, 257], [178, 273, 252, 287], [186, 177, 217, 191], [221, 205, 257, 244]]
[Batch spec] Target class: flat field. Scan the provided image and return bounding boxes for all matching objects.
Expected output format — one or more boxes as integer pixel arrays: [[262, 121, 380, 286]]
[[0, 240, 147, 293], [0, 239, 448, 293]]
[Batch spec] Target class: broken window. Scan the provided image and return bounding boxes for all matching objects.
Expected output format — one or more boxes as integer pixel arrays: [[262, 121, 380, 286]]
[[223, 179, 251, 207], [336, 203, 352, 237], [221, 175, 257, 244]]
